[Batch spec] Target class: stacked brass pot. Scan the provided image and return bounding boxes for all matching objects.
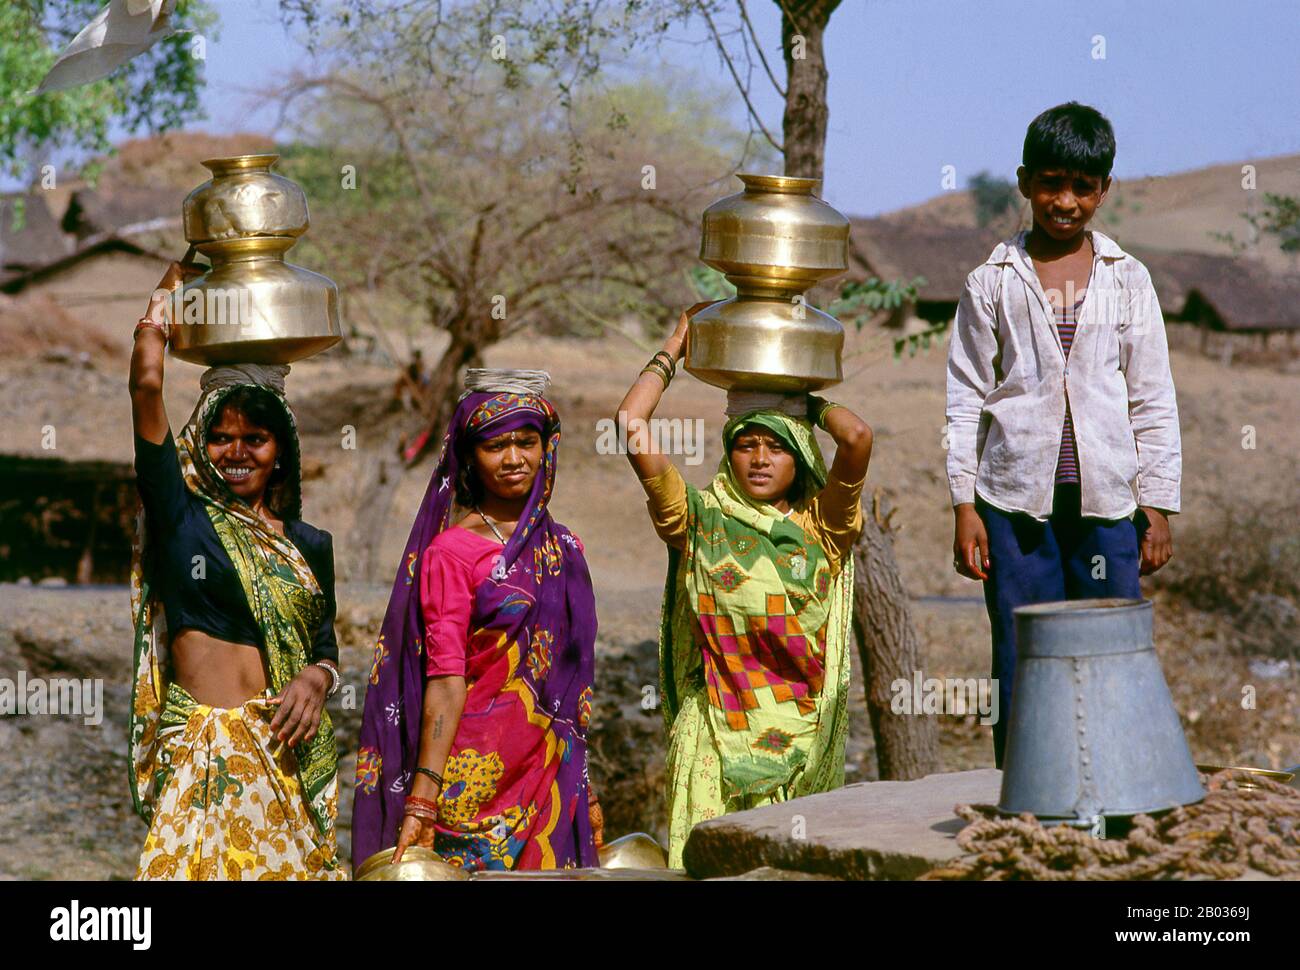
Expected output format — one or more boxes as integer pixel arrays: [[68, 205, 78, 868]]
[[169, 154, 341, 365], [685, 174, 850, 392]]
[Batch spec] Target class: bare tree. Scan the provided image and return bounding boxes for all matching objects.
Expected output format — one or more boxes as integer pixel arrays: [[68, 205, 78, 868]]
[[273, 66, 743, 462]]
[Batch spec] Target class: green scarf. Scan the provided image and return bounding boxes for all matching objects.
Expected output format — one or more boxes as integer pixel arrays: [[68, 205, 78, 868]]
[[129, 381, 338, 855], [658, 409, 853, 802]]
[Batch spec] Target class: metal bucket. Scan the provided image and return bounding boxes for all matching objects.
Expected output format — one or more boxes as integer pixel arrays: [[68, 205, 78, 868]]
[[998, 598, 1205, 820]]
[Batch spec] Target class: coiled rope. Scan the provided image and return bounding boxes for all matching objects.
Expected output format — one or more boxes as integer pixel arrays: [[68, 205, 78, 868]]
[[921, 770, 1300, 881]]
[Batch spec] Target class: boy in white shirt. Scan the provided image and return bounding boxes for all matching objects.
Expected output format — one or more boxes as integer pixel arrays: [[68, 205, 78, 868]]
[[945, 102, 1181, 766]]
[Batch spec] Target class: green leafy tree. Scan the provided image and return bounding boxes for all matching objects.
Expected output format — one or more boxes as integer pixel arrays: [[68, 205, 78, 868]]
[[0, 1, 216, 182], [1212, 192, 1300, 262]]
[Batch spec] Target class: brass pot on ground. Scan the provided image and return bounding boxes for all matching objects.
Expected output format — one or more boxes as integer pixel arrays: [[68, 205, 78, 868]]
[[353, 846, 470, 882], [597, 832, 670, 870], [169, 154, 341, 365], [686, 174, 850, 392]]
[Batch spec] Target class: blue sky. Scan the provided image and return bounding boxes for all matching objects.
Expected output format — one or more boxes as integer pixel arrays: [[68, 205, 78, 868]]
[[39, 0, 1300, 216]]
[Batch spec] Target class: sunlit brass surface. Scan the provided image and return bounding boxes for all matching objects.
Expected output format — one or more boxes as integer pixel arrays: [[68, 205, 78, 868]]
[[170, 154, 341, 365], [597, 832, 669, 870], [469, 867, 690, 881], [687, 173, 849, 391], [353, 846, 471, 882]]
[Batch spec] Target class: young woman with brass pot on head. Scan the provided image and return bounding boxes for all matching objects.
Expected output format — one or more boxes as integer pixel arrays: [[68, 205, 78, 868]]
[[127, 258, 345, 880], [617, 303, 873, 868]]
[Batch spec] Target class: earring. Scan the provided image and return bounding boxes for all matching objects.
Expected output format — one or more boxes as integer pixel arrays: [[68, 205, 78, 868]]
[[274, 460, 281, 469]]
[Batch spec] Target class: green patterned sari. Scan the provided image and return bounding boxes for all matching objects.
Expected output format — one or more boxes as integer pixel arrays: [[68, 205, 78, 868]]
[[658, 410, 854, 867]]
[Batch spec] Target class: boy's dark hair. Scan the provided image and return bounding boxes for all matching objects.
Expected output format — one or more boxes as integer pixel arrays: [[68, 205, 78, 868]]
[[1022, 102, 1116, 179], [204, 385, 299, 519]]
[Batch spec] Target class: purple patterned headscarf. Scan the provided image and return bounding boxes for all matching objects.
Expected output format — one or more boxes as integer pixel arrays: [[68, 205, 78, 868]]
[[351, 391, 598, 870]]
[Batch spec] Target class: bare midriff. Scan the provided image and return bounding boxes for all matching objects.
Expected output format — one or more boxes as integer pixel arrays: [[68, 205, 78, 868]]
[[170, 628, 269, 709]]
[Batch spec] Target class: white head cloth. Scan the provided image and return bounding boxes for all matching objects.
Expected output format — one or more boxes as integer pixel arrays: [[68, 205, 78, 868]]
[[724, 390, 808, 419], [461, 368, 551, 399], [186, 363, 291, 427], [36, 0, 176, 94]]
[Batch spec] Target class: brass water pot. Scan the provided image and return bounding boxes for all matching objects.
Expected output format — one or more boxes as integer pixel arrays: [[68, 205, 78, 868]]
[[686, 174, 849, 392], [170, 154, 341, 365], [353, 845, 470, 882]]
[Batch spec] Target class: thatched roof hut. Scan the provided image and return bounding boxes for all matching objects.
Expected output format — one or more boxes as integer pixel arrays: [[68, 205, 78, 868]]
[[0, 191, 73, 286]]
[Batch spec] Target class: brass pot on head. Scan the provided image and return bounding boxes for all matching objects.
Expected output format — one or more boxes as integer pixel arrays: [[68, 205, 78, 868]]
[[686, 174, 849, 392], [170, 154, 342, 365]]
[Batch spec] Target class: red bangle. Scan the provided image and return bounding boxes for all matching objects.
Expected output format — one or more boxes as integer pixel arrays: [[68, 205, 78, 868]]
[[134, 317, 169, 340]]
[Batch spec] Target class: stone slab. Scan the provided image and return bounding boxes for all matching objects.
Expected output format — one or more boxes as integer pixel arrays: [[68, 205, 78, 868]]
[[683, 769, 1002, 880]]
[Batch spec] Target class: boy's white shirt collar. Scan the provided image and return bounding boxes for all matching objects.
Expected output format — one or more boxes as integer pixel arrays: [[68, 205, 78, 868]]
[[985, 228, 1128, 265]]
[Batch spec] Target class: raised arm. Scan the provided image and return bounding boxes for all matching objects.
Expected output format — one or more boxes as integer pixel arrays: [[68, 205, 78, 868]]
[[129, 259, 197, 443], [615, 302, 715, 481], [811, 397, 873, 484]]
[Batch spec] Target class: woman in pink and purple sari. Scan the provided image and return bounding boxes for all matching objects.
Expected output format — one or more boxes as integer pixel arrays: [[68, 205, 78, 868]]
[[352, 376, 601, 871]]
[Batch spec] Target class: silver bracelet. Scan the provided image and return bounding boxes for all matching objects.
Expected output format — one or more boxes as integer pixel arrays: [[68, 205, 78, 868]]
[[314, 660, 341, 698]]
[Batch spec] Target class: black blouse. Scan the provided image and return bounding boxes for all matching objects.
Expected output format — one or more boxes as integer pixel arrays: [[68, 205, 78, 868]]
[[133, 431, 339, 664]]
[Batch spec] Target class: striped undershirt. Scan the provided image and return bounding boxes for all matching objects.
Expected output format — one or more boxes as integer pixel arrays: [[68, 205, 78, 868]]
[[1055, 296, 1084, 484]]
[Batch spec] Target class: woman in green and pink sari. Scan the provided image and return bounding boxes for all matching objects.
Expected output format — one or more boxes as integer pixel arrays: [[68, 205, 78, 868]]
[[616, 305, 873, 867]]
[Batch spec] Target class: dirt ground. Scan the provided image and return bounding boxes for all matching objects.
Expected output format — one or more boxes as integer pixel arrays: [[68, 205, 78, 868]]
[[1, 323, 1297, 879]]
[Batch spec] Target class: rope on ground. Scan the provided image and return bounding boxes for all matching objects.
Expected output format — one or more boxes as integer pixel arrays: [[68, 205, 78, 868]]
[[920, 770, 1300, 881]]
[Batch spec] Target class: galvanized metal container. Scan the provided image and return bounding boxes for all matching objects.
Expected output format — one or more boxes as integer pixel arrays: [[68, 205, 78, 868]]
[[998, 598, 1205, 820]]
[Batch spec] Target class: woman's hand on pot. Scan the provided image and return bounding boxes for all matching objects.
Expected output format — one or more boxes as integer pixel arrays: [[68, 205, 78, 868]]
[[589, 797, 605, 849], [666, 301, 717, 362], [392, 813, 437, 864]]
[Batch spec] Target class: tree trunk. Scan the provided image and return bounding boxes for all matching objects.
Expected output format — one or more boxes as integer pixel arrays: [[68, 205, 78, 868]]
[[780, 0, 937, 779], [347, 449, 400, 582], [780, 1, 838, 183], [404, 314, 491, 465], [851, 492, 939, 778]]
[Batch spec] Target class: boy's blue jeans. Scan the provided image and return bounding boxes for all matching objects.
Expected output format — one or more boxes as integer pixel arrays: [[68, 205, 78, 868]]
[[976, 484, 1144, 767]]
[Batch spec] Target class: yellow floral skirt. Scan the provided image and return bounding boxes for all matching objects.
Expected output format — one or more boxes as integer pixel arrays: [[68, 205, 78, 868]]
[[135, 685, 345, 881]]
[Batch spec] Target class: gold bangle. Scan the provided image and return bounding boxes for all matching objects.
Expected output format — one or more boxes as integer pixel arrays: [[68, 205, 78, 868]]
[[648, 356, 674, 380], [640, 363, 670, 390]]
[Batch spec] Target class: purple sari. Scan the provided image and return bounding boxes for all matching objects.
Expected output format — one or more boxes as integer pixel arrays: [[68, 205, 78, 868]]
[[352, 392, 598, 870]]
